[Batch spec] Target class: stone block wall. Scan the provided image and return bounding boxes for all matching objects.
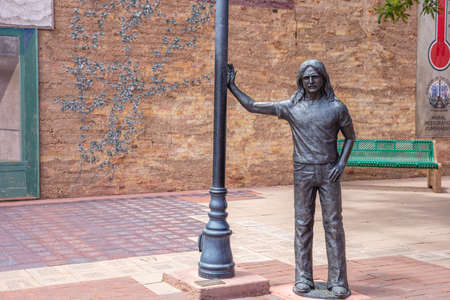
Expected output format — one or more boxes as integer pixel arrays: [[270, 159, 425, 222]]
[[38, 0, 449, 198]]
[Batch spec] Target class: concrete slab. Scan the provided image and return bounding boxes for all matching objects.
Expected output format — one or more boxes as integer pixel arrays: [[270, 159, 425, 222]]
[[162, 268, 270, 300]]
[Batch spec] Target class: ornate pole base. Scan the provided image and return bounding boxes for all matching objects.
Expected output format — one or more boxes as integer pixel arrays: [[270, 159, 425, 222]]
[[198, 187, 235, 279]]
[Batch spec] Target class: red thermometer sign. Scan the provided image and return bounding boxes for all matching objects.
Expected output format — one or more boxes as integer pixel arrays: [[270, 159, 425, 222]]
[[428, 0, 450, 70]]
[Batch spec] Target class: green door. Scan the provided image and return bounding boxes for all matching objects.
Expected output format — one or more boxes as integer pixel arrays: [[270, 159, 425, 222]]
[[0, 28, 39, 199]]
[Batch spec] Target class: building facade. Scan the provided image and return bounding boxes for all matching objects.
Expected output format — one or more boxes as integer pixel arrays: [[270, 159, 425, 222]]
[[0, 0, 448, 199]]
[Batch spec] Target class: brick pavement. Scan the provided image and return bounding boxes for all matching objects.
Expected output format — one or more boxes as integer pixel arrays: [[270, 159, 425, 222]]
[[0, 180, 449, 299], [0, 195, 206, 271], [0, 190, 262, 272], [241, 257, 450, 299], [0, 277, 158, 300], [0, 257, 448, 299]]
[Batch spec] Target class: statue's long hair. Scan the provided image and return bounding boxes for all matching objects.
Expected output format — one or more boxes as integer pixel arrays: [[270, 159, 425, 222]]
[[291, 59, 337, 104]]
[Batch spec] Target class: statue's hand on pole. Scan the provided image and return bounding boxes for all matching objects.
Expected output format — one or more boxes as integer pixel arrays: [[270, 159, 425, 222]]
[[227, 63, 237, 87]]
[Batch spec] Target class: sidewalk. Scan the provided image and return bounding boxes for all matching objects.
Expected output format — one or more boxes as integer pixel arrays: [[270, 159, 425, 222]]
[[0, 177, 449, 299]]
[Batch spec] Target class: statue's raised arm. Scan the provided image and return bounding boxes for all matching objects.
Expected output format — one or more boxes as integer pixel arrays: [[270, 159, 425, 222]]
[[227, 64, 279, 116]]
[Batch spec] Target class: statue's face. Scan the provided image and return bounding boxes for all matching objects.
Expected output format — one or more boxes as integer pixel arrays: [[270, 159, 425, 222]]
[[302, 66, 323, 96]]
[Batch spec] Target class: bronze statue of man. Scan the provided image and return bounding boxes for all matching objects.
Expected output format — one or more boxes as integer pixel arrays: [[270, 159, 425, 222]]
[[227, 60, 355, 299]]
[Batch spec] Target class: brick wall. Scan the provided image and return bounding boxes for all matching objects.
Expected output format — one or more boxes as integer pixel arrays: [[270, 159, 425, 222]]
[[38, 0, 449, 198]]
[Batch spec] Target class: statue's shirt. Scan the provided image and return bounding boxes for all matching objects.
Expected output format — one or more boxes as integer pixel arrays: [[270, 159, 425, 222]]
[[274, 98, 353, 164]]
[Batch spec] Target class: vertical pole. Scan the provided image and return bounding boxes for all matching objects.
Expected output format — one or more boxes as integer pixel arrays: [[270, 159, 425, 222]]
[[198, 0, 235, 279]]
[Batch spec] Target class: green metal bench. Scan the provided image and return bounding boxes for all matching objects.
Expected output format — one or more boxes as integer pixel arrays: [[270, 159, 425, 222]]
[[338, 139, 442, 192]]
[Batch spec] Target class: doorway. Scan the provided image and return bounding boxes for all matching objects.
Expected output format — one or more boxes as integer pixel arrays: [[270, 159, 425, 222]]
[[0, 28, 39, 199]]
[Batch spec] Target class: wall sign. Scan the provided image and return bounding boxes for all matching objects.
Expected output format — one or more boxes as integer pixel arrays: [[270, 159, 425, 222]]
[[417, 0, 450, 137], [0, 0, 53, 29]]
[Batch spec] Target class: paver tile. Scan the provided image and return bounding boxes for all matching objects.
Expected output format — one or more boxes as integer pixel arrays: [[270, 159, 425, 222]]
[[144, 282, 182, 295]]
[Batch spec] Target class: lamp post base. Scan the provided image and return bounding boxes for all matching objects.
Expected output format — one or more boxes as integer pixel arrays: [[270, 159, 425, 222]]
[[198, 260, 235, 279], [198, 187, 235, 279]]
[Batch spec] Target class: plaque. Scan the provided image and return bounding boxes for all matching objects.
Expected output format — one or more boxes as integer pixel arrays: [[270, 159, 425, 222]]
[[416, 0, 450, 137]]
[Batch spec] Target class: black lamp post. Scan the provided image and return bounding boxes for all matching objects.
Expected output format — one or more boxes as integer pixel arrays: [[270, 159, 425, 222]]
[[198, 0, 235, 279]]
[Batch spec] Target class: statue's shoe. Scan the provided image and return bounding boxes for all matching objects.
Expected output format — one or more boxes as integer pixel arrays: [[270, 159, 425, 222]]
[[292, 282, 313, 294], [330, 286, 351, 298]]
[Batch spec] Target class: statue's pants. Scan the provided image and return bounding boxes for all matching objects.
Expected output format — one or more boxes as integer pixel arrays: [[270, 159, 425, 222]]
[[294, 162, 349, 290]]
